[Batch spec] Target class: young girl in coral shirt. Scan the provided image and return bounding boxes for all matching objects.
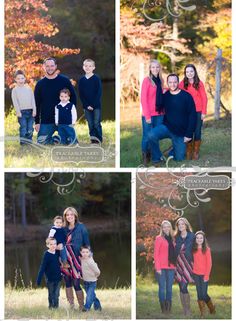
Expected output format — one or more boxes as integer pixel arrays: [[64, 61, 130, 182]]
[[192, 231, 215, 317], [179, 64, 208, 160]]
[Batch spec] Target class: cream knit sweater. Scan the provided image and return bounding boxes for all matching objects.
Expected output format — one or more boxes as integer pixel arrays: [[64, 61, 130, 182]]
[[81, 257, 101, 282]]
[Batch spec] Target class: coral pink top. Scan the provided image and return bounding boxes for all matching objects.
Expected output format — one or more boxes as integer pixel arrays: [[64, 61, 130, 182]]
[[193, 247, 212, 281], [154, 236, 175, 271], [179, 80, 208, 114], [141, 77, 164, 121]]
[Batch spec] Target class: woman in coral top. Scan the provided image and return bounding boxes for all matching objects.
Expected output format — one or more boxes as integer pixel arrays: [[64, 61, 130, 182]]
[[192, 231, 215, 317], [141, 60, 164, 166], [179, 64, 208, 160], [154, 220, 176, 314]]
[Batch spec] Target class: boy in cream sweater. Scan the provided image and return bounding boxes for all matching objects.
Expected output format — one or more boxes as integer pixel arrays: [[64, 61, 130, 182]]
[[80, 245, 102, 312]]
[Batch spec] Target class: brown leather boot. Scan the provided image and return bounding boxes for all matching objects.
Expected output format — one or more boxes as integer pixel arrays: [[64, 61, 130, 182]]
[[192, 140, 201, 160], [186, 141, 193, 160], [181, 293, 191, 316], [160, 301, 166, 313], [165, 300, 172, 314], [198, 300, 206, 317], [75, 290, 84, 310], [65, 287, 74, 308], [142, 152, 149, 166], [206, 299, 216, 314]]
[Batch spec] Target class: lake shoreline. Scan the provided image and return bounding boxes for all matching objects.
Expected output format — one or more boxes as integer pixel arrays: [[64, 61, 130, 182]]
[[5, 218, 130, 243]]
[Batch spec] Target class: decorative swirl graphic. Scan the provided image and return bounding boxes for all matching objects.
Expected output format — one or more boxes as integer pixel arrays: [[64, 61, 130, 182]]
[[142, 0, 196, 22]]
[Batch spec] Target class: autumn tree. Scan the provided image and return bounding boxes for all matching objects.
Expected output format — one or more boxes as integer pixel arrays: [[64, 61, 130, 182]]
[[5, 0, 80, 87]]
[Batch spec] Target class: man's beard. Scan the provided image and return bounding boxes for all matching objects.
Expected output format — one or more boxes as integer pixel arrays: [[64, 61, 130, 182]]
[[46, 70, 57, 76]]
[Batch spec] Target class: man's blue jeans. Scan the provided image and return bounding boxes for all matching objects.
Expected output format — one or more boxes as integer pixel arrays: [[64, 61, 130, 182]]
[[37, 124, 58, 145], [47, 280, 61, 308], [193, 274, 210, 302], [148, 124, 186, 162], [155, 269, 175, 302], [142, 115, 164, 153], [58, 124, 77, 145], [84, 109, 102, 143], [84, 281, 101, 310], [18, 109, 34, 144]]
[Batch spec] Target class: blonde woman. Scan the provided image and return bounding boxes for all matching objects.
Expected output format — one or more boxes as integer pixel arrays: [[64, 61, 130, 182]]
[[174, 218, 195, 316], [60, 207, 90, 310], [140, 60, 164, 166], [154, 220, 176, 314]]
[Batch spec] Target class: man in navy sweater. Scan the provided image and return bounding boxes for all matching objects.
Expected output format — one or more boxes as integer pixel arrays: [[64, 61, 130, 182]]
[[148, 74, 197, 164], [34, 57, 77, 144]]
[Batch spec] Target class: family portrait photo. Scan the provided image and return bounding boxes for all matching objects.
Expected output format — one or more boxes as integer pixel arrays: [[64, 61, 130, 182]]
[[5, 172, 131, 319], [5, 0, 115, 168], [120, 0, 231, 168], [136, 172, 231, 319]]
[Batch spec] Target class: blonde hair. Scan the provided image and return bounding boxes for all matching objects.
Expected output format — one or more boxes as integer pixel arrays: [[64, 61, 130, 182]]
[[174, 217, 193, 236], [148, 59, 164, 86], [46, 237, 56, 246], [63, 207, 79, 227], [159, 220, 174, 238], [83, 59, 95, 67]]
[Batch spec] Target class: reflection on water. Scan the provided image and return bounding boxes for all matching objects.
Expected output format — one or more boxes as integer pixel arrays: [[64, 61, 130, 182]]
[[5, 231, 130, 289]]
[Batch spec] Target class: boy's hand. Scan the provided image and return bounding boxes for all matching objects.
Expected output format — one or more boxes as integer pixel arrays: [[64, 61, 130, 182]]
[[33, 112, 36, 117], [17, 112, 22, 118], [184, 137, 192, 143], [35, 124, 40, 132], [201, 114, 206, 120], [87, 106, 94, 111]]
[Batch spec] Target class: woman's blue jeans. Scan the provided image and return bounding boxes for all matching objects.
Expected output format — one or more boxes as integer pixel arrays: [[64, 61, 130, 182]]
[[141, 115, 164, 153], [155, 269, 175, 302], [193, 274, 210, 302]]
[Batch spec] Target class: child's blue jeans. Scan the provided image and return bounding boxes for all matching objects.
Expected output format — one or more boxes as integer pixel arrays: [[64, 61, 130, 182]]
[[58, 124, 77, 145], [18, 109, 34, 144], [47, 280, 61, 308], [84, 281, 101, 310], [84, 109, 103, 143], [60, 246, 67, 263], [193, 274, 211, 302]]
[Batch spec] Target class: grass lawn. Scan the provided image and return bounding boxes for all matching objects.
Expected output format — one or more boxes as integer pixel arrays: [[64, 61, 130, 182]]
[[4, 112, 115, 168], [136, 276, 231, 319], [121, 106, 231, 168], [5, 286, 131, 319]]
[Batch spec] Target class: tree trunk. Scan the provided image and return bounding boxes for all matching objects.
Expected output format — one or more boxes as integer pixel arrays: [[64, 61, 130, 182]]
[[20, 173, 27, 227], [171, 0, 179, 72], [214, 48, 222, 120]]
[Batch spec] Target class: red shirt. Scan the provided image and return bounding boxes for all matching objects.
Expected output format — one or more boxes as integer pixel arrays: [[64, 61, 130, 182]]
[[179, 80, 208, 114], [193, 247, 212, 281], [154, 236, 175, 271]]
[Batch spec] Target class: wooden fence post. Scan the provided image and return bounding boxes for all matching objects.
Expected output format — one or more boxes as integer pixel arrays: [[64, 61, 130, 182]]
[[214, 48, 222, 120]]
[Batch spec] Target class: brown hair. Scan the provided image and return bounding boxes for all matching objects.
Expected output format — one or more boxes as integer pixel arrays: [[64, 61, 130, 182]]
[[46, 237, 57, 246], [183, 64, 200, 90], [60, 88, 71, 96], [159, 220, 174, 239], [53, 215, 63, 223], [14, 70, 25, 78], [63, 207, 79, 227], [43, 57, 57, 65], [192, 230, 209, 254], [174, 217, 193, 237], [80, 245, 91, 251]]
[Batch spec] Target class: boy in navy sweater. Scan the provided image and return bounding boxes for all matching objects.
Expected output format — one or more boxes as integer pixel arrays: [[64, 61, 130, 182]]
[[55, 88, 77, 145], [78, 59, 102, 143], [148, 74, 197, 164], [37, 238, 62, 309], [48, 216, 69, 268]]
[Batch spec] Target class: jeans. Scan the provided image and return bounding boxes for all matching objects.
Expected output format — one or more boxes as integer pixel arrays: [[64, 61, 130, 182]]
[[47, 280, 61, 308], [155, 269, 175, 302], [18, 109, 34, 144], [141, 115, 164, 153], [58, 124, 77, 145], [193, 274, 210, 302], [37, 124, 58, 145], [84, 281, 101, 311], [148, 124, 186, 162], [60, 246, 67, 263], [179, 281, 189, 294], [194, 112, 203, 141], [84, 108, 102, 142], [64, 276, 82, 291]]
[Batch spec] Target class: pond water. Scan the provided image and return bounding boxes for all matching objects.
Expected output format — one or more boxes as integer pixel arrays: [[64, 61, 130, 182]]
[[5, 231, 130, 289], [5, 81, 115, 121]]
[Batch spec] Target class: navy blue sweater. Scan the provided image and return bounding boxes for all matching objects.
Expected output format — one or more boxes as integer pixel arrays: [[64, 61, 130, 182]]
[[34, 74, 77, 124], [50, 226, 67, 244], [36, 251, 62, 285], [163, 90, 197, 138], [78, 74, 102, 109], [56, 102, 74, 125]]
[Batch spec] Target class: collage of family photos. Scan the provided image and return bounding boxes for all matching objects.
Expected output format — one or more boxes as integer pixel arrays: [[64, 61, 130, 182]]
[[2, 0, 233, 320]]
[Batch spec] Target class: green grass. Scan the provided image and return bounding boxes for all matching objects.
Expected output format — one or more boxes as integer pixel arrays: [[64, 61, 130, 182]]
[[5, 286, 131, 319], [136, 276, 231, 319], [5, 111, 115, 168], [121, 107, 231, 168]]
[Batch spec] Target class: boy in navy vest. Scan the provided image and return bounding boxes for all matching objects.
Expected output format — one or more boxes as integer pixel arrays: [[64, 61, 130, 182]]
[[55, 88, 77, 144], [48, 216, 69, 268], [78, 59, 102, 144]]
